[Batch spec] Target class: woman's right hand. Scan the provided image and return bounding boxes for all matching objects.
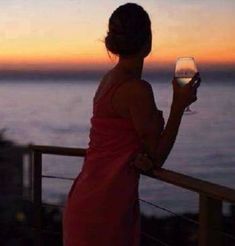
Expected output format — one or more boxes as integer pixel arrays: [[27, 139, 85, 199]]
[[130, 152, 155, 172], [172, 72, 201, 109]]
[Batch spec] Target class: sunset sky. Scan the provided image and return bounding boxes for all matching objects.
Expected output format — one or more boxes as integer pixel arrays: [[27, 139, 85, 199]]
[[1, 0, 235, 71]]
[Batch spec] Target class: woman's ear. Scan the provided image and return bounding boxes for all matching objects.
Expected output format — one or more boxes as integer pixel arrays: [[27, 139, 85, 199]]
[[141, 33, 152, 58]]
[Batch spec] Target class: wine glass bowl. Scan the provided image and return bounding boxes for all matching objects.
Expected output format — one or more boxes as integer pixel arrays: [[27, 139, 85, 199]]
[[175, 57, 198, 88], [174, 57, 198, 114]]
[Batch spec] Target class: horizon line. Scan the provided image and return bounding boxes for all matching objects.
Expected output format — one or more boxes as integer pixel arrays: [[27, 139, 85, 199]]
[[0, 66, 234, 81], [0, 61, 235, 72]]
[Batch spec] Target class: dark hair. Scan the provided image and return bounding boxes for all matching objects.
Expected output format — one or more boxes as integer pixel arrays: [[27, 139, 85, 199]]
[[105, 3, 151, 57]]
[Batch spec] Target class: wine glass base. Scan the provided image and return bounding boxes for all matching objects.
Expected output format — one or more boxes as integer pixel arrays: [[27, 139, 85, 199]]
[[184, 109, 197, 115]]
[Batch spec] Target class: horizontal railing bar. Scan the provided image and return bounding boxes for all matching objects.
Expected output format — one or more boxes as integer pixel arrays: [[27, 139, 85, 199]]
[[28, 145, 235, 204], [140, 199, 235, 241], [42, 175, 75, 181], [142, 169, 235, 204], [42, 202, 64, 209], [139, 199, 199, 226], [214, 229, 235, 242], [141, 231, 170, 246], [28, 144, 86, 157]]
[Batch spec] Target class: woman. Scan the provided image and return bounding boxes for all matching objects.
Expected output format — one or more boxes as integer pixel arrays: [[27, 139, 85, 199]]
[[63, 3, 200, 246]]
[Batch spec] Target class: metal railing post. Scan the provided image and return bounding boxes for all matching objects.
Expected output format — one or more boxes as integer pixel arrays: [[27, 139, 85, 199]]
[[32, 150, 42, 246], [199, 193, 223, 246]]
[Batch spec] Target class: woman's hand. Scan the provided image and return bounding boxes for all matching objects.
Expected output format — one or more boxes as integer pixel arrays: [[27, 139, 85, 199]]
[[172, 72, 201, 109], [130, 153, 155, 172]]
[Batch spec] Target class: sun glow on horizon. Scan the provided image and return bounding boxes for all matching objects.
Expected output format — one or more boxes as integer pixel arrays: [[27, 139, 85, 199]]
[[0, 0, 235, 70]]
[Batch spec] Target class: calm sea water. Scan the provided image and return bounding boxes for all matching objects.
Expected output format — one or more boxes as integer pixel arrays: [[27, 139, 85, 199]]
[[1, 77, 234, 216]]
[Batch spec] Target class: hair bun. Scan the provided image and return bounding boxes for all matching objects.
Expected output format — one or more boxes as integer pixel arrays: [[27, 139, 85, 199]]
[[105, 3, 151, 57]]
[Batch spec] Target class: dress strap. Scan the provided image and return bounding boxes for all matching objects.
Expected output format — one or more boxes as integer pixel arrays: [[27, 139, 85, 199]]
[[107, 79, 128, 99], [93, 77, 131, 116], [94, 77, 130, 106]]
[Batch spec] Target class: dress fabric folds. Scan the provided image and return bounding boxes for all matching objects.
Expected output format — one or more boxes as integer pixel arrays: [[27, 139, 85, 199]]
[[63, 80, 144, 246]]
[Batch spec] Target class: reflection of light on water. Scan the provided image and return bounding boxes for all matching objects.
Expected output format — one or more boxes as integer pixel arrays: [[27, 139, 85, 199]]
[[1, 79, 235, 216], [0, 81, 95, 146]]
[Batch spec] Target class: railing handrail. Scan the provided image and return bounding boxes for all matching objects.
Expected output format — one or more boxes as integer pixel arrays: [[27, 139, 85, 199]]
[[28, 144, 235, 245], [28, 144, 235, 204], [28, 144, 86, 156], [146, 169, 235, 204]]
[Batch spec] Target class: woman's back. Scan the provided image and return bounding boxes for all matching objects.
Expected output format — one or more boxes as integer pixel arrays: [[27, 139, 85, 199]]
[[63, 72, 144, 246], [93, 70, 136, 119]]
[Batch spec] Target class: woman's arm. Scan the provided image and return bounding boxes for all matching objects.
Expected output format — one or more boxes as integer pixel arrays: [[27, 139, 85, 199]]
[[128, 74, 200, 170], [151, 102, 184, 168]]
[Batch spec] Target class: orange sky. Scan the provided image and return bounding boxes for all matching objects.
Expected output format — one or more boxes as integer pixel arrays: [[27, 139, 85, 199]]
[[1, 0, 235, 70]]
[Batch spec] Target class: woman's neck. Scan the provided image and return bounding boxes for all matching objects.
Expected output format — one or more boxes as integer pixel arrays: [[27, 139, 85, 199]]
[[114, 56, 144, 79]]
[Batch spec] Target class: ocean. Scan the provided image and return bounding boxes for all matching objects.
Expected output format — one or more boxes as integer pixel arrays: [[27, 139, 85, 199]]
[[0, 76, 234, 216]]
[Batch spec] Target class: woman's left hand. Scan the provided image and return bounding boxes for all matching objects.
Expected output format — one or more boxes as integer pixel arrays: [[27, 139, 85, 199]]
[[130, 153, 154, 171]]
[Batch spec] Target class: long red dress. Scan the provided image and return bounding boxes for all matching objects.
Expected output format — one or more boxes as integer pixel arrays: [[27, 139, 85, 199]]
[[63, 79, 144, 246]]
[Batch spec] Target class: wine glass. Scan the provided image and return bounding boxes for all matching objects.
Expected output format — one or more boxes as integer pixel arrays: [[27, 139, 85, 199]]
[[174, 57, 198, 114]]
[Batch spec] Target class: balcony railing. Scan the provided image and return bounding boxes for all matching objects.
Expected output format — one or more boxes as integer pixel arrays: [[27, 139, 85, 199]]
[[28, 144, 235, 246]]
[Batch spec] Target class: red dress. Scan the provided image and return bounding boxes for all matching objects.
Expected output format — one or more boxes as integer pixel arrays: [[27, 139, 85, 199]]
[[63, 79, 144, 246]]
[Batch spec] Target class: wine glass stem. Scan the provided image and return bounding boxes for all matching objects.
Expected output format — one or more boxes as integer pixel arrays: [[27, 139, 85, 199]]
[[186, 106, 191, 111]]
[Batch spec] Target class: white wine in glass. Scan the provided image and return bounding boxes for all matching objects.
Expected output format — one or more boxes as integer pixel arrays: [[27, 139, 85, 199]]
[[175, 57, 198, 114]]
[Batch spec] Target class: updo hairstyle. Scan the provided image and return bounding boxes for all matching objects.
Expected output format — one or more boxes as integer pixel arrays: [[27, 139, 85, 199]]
[[105, 3, 151, 57]]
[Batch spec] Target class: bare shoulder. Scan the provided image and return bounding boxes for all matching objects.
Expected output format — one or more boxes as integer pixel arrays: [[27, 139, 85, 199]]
[[127, 78, 154, 98], [129, 78, 151, 88]]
